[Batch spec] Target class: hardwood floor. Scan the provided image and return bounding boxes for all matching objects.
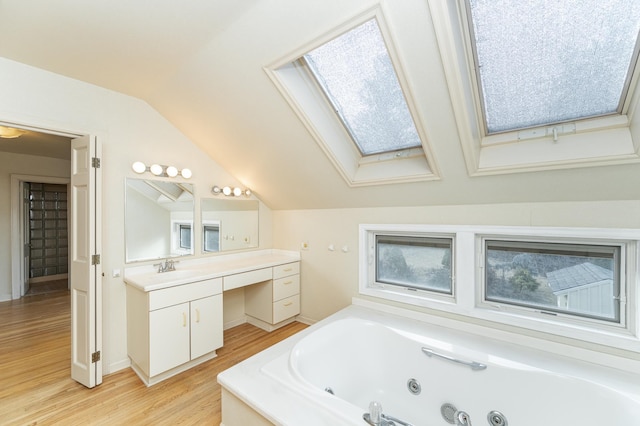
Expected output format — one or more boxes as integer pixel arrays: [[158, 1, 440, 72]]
[[0, 290, 307, 425]]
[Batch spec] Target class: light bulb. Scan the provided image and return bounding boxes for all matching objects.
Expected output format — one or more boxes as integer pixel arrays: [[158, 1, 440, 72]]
[[222, 186, 232, 196], [166, 166, 178, 177], [212, 186, 221, 194], [132, 161, 146, 174], [150, 164, 163, 176], [181, 168, 192, 179], [0, 126, 27, 139], [233, 187, 242, 197], [244, 189, 252, 197]]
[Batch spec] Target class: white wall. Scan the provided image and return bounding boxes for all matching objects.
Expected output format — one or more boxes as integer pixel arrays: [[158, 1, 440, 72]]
[[0, 57, 273, 373], [273, 200, 640, 358]]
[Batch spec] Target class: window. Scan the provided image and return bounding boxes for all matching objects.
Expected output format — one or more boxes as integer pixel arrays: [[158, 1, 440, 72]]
[[484, 240, 620, 322], [466, 0, 640, 134], [427, 0, 640, 173], [265, 8, 439, 186], [179, 224, 192, 250], [171, 220, 193, 255], [376, 235, 452, 294], [203, 224, 220, 253], [360, 224, 640, 353], [304, 19, 423, 156]]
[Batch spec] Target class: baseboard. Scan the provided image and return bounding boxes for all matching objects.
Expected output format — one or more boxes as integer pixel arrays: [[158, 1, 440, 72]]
[[293, 315, 316, 326], [106, 358, 131, 375], [224, 317, 248, 330]]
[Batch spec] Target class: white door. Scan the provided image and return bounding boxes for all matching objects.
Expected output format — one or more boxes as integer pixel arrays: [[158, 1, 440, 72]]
[[190, 294, 223, 359], [70, 135, 102, 388], [149, 303, 191, 376]]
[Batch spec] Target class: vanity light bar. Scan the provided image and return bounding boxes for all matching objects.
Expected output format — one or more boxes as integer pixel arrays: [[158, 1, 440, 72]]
[[212, 185, 251, 197], [132, 161, 192, 179]]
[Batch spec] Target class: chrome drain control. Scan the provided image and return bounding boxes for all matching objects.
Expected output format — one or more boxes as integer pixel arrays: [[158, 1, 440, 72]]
[[488, 410, 508, 426], [407, 378, 421, 395]]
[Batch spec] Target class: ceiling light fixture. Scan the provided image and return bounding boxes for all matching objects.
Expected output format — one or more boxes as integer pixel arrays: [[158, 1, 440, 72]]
[[0, 126, 27, 139], [131, 161, 192, 179], [211, 185, 251, 197]]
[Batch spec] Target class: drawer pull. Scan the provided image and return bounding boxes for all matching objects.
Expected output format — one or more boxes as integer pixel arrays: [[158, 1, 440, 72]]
[[283, 268, 293, 272], [283, 280, 293, 285], [196, 309, 200, 323], [283, 302, 293, 307], [182, 312, 187, 327]]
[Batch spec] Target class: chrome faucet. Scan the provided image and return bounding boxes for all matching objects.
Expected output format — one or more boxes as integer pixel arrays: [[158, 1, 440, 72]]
[[153, 259, 178, 273], [363, 401, 414, 426]]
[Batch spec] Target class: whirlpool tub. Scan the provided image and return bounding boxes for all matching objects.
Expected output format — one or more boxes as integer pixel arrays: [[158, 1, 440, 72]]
[[217, 302, 640, 426]]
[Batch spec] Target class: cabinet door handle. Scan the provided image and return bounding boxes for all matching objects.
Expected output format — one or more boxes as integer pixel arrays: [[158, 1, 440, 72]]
[[283, 302, 293, 307], [182, 312, 187, 327], [195, 309, 200, 323]]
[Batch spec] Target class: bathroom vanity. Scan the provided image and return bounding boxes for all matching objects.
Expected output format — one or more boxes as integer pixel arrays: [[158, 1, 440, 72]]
[[124, 249, 300, 386]]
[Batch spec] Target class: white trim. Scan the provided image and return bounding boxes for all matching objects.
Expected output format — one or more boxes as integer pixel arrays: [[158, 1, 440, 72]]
[[359, 223, 640, 355], [10, 174, 70, 300]]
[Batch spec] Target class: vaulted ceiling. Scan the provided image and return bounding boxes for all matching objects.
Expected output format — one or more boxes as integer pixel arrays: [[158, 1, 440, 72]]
[[1, 0, 640, 210]]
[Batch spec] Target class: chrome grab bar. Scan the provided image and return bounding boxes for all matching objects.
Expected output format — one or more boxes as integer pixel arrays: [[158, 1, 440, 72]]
[[421, 347, 487, 371]]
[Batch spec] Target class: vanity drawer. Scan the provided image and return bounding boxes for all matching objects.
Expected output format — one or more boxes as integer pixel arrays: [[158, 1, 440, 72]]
[[223, 267, 272, 291], [273, 262, 299, 279], [273, 275, 300, 301], [273, 295, 300, 324], [149, 278, 222, 311]]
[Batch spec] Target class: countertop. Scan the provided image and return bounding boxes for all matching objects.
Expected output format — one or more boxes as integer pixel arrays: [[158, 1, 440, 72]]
[[123, 249, 300, 292]]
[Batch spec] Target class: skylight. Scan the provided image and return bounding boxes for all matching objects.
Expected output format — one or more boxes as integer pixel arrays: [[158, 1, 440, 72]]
[[466, 0, 640, 134], [303, 19, 423, 156]]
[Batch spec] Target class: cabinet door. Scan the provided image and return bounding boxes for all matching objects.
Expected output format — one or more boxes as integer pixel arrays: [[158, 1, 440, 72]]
[[190, 294, 223, 359], [149, 303, 190, 376]]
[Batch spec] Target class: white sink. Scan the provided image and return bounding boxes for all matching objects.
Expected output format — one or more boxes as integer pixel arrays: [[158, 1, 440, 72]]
[[124, 267, 214, 291]]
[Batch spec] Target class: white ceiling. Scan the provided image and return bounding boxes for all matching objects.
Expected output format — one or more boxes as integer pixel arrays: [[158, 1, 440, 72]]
[[1, 0, 639, 210], [0, 130, 70, 160]]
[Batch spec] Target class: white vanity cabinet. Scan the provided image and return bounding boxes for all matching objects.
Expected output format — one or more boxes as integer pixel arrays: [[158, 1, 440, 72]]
[[124, 250, 301, 385], [127, 278, 223, 386], [244, 262, 300, 331]]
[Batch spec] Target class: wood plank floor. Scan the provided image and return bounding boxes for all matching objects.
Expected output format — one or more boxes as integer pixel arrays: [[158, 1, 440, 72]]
[[0, 289, 307, 425]]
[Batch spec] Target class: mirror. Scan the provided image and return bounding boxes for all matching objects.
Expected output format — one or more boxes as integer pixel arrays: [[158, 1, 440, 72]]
[[201, 198, 259, 253], [125, 178, 195, 263]]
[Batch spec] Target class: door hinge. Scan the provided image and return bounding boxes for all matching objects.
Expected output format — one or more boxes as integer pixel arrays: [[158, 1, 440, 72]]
[[91, 254, 101, 265], [92, 351, 101, 363], [92, 157, 101, 168]]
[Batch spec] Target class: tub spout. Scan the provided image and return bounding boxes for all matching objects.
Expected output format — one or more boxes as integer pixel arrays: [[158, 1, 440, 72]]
[[362, 401, 414, 426]]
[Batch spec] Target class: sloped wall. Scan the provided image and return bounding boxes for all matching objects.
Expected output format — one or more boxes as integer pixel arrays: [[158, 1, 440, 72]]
[[0, 57, 272, 373]]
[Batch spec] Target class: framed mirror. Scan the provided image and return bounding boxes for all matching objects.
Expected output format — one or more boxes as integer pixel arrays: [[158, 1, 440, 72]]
[[201, 198, 259, 253], [125, 178, 195, 263]]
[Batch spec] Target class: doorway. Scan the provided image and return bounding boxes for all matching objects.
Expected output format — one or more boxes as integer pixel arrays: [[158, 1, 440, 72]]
[[6, 126, 102, 388]]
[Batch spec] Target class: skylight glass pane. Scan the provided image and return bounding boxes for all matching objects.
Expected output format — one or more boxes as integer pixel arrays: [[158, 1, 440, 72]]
[[304, 19, 422, 156], [468, 0, 640, 134]]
